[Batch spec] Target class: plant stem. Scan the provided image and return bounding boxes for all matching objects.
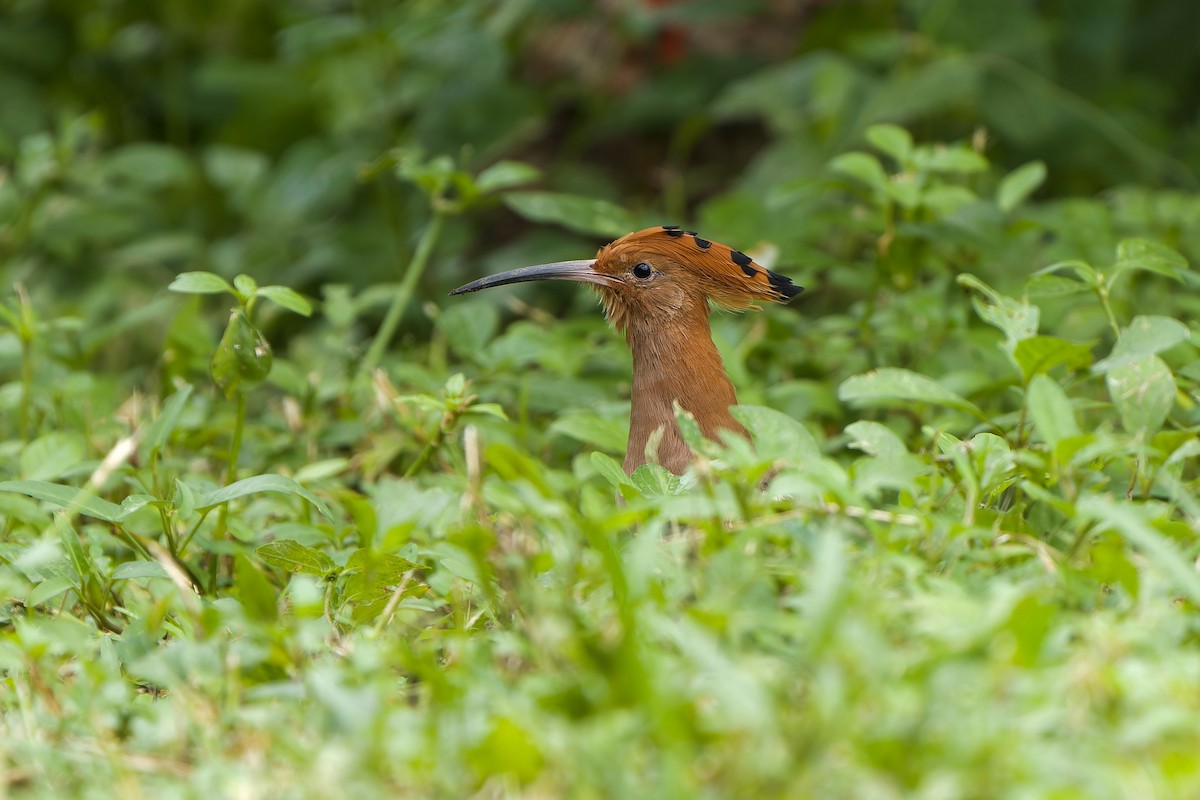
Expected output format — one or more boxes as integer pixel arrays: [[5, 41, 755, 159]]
[[362, 212, 446, 372], [208, 391, 247, 590]]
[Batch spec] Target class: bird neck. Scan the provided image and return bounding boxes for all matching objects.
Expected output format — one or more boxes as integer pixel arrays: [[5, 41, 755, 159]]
[[623, 311, 746, 474]]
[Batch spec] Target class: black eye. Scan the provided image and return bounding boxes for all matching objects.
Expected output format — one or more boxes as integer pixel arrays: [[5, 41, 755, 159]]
[[632, 262, 652, 279]]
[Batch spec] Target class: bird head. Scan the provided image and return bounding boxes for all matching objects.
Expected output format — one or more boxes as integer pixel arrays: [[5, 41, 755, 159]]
[[450, 226, 803, 333]]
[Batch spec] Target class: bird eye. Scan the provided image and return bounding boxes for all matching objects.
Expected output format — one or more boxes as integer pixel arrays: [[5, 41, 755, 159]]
[[632, 262, 652, 279]]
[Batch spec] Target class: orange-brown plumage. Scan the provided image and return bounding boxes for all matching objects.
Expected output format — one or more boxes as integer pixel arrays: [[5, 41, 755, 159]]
[[451, 225, 802, 474]]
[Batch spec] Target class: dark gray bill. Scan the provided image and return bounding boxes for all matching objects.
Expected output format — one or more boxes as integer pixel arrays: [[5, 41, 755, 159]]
[[449, 260, 605, 295]]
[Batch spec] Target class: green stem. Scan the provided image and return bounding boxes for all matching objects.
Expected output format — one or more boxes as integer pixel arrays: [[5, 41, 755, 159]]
[[362, 212, 446, 372], [1095, 286, 1122, 339], [208, 391, 247, 590]]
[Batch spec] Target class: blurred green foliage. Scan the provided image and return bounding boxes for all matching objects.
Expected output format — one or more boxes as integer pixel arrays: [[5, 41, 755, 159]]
[[2, 1, 1200, 797]]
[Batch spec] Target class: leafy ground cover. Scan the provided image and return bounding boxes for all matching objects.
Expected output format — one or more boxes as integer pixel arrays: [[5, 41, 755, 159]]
[[2, 2, 1200, 797]]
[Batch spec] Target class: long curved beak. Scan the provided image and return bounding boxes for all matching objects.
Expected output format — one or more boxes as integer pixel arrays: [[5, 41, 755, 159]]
[[449, 259, 607, 296]]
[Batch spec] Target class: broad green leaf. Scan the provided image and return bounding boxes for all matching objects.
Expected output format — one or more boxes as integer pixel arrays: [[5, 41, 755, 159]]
[[549, 412, 626, 453], [28, 577, 76, 606], [502, 191, 635, 238], [197, 474, 332, 518], [1112, 238, 1187, 281], [168, 271, 235, 295], [256, 286, 314, 317], [257, 539, 336, 576], [844, 420, 908, 460], [996, 161, 1046, 213], [435, 300, 500, 361], [0, 480, 124, 522], [1013, 336, 1092, 381], [629, 464, 683, 497], [829, 152, 888, 191], [1026, 375, 1079, 448], [1093, 315, 1190, 373], [733, 405, 821, 465], [590, 452, 631, 488], [210, 309, 273, 398], [1078, 496, 1200, 605], [838, 368, 982, 417], [1105, 356, 1175, 440], [865, 124, 912, 163], [476, 160, 541, 193], [20, 431, 86, 481]]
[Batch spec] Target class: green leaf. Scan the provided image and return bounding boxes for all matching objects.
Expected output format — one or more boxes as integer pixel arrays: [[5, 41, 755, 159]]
[[629, 464, 683, 497], [921, 146, 988, 173], [1105, 356, 1175, 441], [829, 152, 888, 191], [996, 161, 1046, 213], [844, 420, 908, 460], [1112, 238, 1188, 281], [838, 368, 983, 417], [590, 452, 631, 488], [1026, 375, 1079, 448], [233, 274, 258, 297], [1077, 496, 1200, 605], [234, 554, 278, 622], [143, 383, 194, 460], [20, 431, 86, 481], [549, 411, 627, 453], [28, 577, 76, 607], [476, 160, 541, 193], [168, 271, 235, 295], [1024, 273, 1090, 298], [435, 300, 500, 361], [502, 191, 635, 238], [1012, 336, 1092, 381], [257, 539, 336, 576], [1093, 315, 1190, 373], [256, 286, 314, 317], [112, 562, 170, 581], [0, 480, 124, 522], [210, 309, 273, 398], [957, 274, 1039, 349], [865, 124, 912, 163], [732, 405, 820, 465], [197, 474, 333, 518]]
